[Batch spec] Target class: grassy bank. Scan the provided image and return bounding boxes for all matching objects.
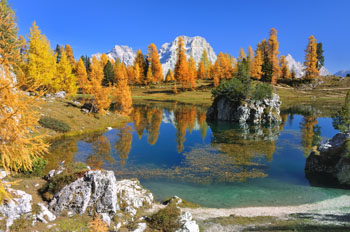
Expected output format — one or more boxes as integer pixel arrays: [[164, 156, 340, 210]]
[[37, 98, 129, 140]]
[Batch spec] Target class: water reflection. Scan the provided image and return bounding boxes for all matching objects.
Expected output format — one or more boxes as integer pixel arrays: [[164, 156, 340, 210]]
[[50, 103, 337, 183]]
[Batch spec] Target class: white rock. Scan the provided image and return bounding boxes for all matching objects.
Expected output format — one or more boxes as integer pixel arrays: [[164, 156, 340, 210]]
[[125, 206, 137, 217], [0, 188, 32, 229], [0, 170, 7, 180], [176, 211, 199, 232], [132, 222, 147, 232], [100, 213, 111, 226], [107, 127, 113, 131], [54, 91, 66, 99], [46, 166, 65, 180], [35, 203, 56, 224]]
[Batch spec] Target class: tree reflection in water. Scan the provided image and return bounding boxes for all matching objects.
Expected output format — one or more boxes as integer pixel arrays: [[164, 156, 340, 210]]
[[114, 126, 133, 166]]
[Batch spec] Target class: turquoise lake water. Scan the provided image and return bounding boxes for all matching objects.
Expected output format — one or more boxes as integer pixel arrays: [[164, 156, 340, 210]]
[[66, 103, 350, 208]]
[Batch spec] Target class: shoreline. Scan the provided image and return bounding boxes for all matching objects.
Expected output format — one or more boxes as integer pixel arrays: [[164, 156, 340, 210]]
[[184, 194, 350, 220]]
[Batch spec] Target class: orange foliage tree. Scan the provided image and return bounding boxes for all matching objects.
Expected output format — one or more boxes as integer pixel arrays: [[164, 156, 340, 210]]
[[304, 35, 319, 79], [187, 55, 197, 89], [147, 43, 163, 83], [268, 28, 280, 84], [279, 55, 290, 79], [174, 36, 189, 89], [65, 44, 75, 66], [0, 0, 48, 201]]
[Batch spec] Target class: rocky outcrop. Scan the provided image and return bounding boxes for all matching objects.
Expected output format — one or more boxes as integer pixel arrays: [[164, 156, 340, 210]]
[[305, 132, 350, 187], [206, 93, 281, 125], [49, 170, 154, 226], [0, 188, 32, 230]]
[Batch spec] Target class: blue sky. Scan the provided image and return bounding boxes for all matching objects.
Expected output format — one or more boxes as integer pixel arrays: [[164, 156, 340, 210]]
[[9, 0, 350, 73]]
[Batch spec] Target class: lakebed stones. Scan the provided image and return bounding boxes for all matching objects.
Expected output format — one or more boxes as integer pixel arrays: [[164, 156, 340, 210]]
[[206, 93, 282, 125], [305, 132, 350, 187]]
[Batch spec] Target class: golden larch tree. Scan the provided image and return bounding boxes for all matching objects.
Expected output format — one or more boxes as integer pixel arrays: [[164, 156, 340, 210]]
[[248, 46, 255, 77], [100, 53, 109, 68], [76, 58, 89, 94], [174, 36, 189, 89], [64, 44, 75, 66], [147, 43, 163, 83], [26, 21, 57, 92], [279, 55, 290, 79], [113, 73, 133, 116], [0, 0, 48, 201], [126, 65, 135, 84], [238, 48, 246, 61], [55, 49, 77, 94], [145, 65, 153, 85], [268, 28, 281, 84], [133, 63, 141, 84], [304, 35, 319, 79], [188, 55, 197, 89], [196, 61, 206, 80], [89, 56, 112, 114], [200, 50, 211, 79], [134, 49, 146, 80], [251, 44, 263, 79], [212, 61, 221, 87], [165, 69, 175, 82]]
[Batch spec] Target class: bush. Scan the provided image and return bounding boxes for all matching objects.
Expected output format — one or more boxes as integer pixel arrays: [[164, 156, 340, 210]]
[[148, 202, 181, 232], [212, 78, 246, 103], [251, 82, 273, 101], [212, 78, 273, 102], [40, 162, 89, 201], [39, 116, 71, 132], [18, 156, 48, 176]]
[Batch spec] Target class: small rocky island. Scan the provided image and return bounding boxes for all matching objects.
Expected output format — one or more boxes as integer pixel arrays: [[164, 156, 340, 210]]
[[206, 78, 282, 125]]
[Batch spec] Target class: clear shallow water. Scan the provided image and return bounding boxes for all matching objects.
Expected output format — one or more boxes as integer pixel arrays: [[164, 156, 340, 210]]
[[51, 102, 350, 208]]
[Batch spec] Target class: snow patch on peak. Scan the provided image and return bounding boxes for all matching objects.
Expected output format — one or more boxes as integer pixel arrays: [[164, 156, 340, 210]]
[[92, 45, 137, 66], [334, 70, 350, 77], [159, 36, 217, 75]]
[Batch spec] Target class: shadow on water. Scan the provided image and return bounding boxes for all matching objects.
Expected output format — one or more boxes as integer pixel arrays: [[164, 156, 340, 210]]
[[47, 101, 350, 207]]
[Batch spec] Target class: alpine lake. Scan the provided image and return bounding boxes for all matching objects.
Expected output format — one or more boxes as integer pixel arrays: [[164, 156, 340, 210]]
[[47, 101, 350, 208]]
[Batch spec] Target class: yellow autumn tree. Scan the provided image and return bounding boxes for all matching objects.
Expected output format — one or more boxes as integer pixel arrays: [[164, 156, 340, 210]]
[[212, 61, 221, 87], [279, 55, 290, 79], [134, 49, 146, 81], [200, 50, 211, 79], [145, 65, 153, 85], [55, 49, 77, 94], [76, 58, 89, 94], [268, 28, 280, 84], [147, 43, 163, 83], [251, 44, 263, 79], [238, 48, 246, 61], [100, 53, 109, 68], [134, 63, 141, 84], [174, 36, 189, 89], [188, 55, 196, 89], [26, 21, 57, 92], [65, 44, 75, 66], [304, 35, 319, 79], [196, 61, 206, 80], [247, 46, 255, 77], [165, 69, 175, 82], [0, 0, 48, 202], [88, 56, 112, 114], [113, 67, 133, 115]]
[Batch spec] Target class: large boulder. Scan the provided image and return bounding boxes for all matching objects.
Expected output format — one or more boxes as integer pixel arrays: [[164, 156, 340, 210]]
[[49, 170, 154, 225], [305, 132, 350, 187], [206, 93, 281, 125]]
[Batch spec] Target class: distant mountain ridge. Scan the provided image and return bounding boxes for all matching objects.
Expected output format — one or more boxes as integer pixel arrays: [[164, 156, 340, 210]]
[[92, 37, 332, 78], [334, 70, 350, 77]]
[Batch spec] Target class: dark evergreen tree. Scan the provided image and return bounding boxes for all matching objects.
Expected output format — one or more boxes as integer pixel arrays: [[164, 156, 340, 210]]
[[346, 74, 350, 78], [102, 60, 115, 86], [261, 54, 273, 83], [80, 55, 91, 73], [237, 58, 250, 98], [333, 90, 350, 132], [55, 44, 62, 63], [316, 42, 325, 70]]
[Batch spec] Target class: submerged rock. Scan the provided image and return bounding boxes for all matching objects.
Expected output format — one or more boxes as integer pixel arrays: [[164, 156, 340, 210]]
[[206, 93, 281, 125], [305, 132, 350, 187]]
